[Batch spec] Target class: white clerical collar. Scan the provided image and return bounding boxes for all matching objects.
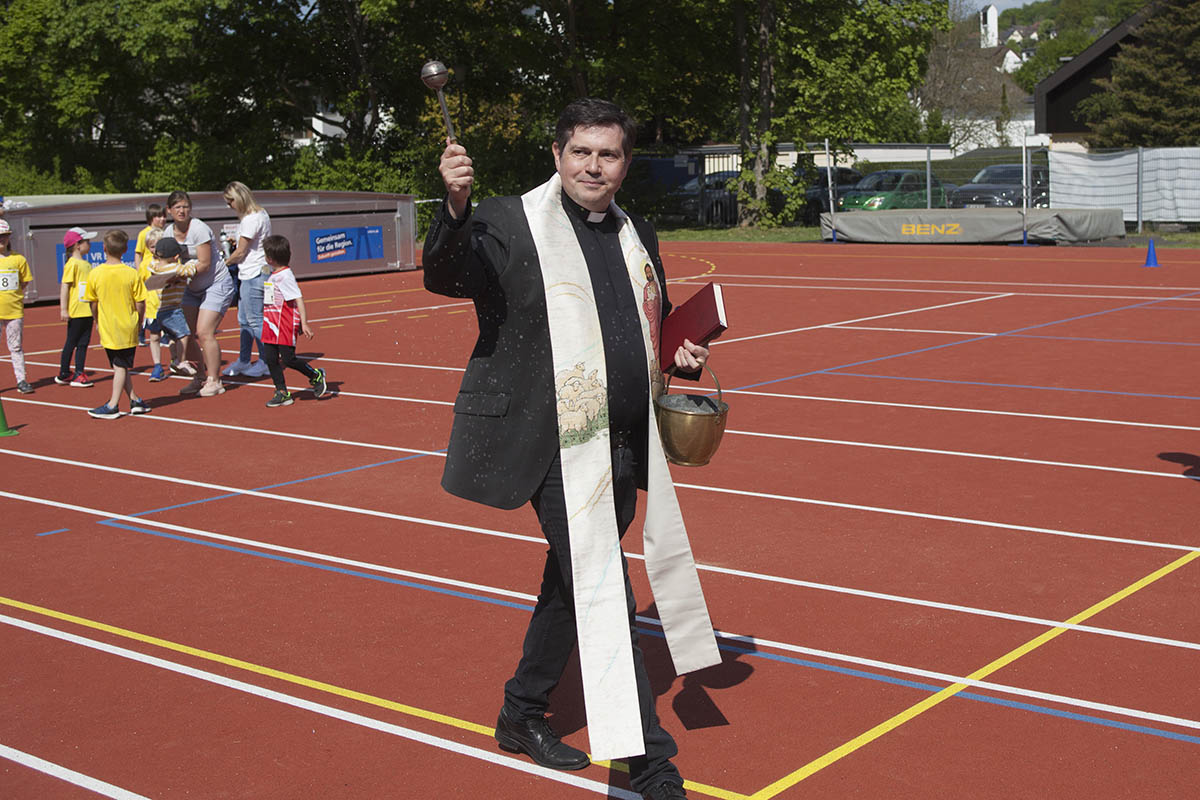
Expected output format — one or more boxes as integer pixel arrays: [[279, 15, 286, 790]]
[[587, 210, 607, 223]]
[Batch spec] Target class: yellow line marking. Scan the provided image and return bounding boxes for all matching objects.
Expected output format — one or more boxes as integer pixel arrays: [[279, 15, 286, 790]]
[[749, 549, 1200, 799], [329, 299, 394, 309], [365, 319, 386, 325], [216, 334, 240, 341], [407, 314, 430, 319], [0, 595, 748, 800], [320, 324, 344, 329], [0, 595, 491, 736], [668, 254, 719, 279], [447, 309, 470, 315], [306, 287, 425, 304]]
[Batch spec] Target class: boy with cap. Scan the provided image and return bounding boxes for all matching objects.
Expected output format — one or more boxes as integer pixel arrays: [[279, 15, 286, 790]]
[[0, 218, 34, 393], [83, 229, 150, 419], [55, 226, 99, 387]]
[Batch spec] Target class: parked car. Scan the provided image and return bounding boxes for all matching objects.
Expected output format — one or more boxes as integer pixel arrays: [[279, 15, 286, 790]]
[[661, 170, 740, 225], [949, 164, 1049, 208], [838, 170, 949, 211], [798, 166, 863, 224]]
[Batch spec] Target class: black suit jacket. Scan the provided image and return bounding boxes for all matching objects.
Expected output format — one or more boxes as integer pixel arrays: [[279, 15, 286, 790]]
[[423, 193, 674, 510]]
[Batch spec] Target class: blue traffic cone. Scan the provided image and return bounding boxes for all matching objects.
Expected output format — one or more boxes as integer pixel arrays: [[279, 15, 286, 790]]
[[1143, 238, 1160, 267]]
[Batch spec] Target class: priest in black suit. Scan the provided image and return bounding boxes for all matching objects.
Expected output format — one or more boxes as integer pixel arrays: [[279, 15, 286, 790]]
[[423, 98, 714, 800]]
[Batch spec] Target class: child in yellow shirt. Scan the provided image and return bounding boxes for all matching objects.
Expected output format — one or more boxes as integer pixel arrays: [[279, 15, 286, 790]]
[[0, 218, 34, 393], [55, 226, 98, 387], [134, 204, 166, 347], [83, 230, 150, 419]]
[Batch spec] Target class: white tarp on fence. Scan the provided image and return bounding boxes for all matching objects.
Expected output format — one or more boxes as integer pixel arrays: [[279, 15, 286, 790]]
[[1049, 147, 1200, 222]]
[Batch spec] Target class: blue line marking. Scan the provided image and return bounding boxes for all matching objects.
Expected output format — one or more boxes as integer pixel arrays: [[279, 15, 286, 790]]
[[94, 517, 1200, 746], [120, 450, 441, 519], [1006, 333, 1200, 348], [831, 372, 1200, 402], [659, 637, 1200, 746], [36, 529, 69, 537], [732, 289, 1200, 393], [97, 520, 533, 613]]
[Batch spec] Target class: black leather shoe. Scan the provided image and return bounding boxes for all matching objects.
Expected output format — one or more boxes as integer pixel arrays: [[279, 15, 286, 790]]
[[494, 706, 590, 771], [642, 781, 687, 799]]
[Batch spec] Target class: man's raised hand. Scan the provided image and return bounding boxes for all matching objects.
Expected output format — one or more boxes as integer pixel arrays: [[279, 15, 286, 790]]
[[439, 138, 473, 219]]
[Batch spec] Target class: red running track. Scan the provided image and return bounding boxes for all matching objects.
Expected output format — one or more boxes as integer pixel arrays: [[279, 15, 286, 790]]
[[2, 242, 1199, 799]]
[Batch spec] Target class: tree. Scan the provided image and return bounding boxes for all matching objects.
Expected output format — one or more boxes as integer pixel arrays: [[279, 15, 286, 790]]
[[1080, 0, 1200, 146], [917, 0, 1012, 151]]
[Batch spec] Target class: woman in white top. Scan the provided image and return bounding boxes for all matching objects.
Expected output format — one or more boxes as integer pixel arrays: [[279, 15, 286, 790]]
[[221, 181, 272, 379], [165, 190, 235, 397]]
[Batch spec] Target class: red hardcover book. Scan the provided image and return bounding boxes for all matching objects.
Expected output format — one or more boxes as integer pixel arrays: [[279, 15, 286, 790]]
[[659, 282, 727, 370]]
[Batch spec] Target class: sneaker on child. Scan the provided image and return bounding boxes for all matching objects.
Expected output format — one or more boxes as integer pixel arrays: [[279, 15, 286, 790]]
[[148, 364, 167, 382], [54, 374, 71, 385], [69, 372, 93, 388], [130, 399, 152, 415], [17, 380, 34, 394], [265, 390, 293, 407], [180, 375, 204, 395], [88, 404, 121, 419], [309, 367, 329, 398], [198, 379, 226, 397], [221, 360, 250, 377]]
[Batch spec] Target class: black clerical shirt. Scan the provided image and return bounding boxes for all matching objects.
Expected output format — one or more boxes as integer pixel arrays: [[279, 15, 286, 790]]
[[559, 191, 650, 443]]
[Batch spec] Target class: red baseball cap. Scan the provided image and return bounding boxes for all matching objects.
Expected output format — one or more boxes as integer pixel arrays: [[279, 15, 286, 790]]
[[63, 227, 97, 249]]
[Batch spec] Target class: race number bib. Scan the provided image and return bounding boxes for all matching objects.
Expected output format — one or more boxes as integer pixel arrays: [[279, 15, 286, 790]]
[[263, 281, 275, 306], [0, 271, 18, 292], [77, 281, 88, 301]]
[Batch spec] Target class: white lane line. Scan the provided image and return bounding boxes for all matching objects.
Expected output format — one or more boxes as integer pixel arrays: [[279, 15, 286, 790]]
[[217, 349, 465, 372], [700, 273, 1200, 293], [673, 481, 1199, 553], [0, 615, 638, 800], [830, 325, 1000, 336], [0, 459, 537, 546], [3, 398, 449, 456], [725, 389, 1200, 432], [725, 429, 1190, 481], [700, 628, 1200, 733], [9, 359, 455, 406], [9, 598, 1200, 740], [705, 282, 1196, 303], [5, 488, 1200, 657], [0, 742, 151, 800], [716, 293, 1013, 345]]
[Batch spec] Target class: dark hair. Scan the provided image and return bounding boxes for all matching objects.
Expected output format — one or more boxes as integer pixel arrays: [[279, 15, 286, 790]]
[[555, 98, 636, 158], [166, 190, 190, 210], [145, 203, 164, 222], [103, 229, 129, 257], [263, 234, 291, 266]]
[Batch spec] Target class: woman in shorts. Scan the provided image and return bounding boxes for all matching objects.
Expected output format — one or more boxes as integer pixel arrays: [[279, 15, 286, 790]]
[[164, 190, 235, 397]]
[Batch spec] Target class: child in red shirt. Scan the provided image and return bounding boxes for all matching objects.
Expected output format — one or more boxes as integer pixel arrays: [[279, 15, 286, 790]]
[[260, 235, 329, 407]]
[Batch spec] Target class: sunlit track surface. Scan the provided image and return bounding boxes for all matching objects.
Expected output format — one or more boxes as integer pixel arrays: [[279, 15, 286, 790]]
[[3, 246, 1199, 799]]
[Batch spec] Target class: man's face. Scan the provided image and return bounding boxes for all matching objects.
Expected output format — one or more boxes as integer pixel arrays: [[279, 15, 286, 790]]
[[553, 124, 629, 213]]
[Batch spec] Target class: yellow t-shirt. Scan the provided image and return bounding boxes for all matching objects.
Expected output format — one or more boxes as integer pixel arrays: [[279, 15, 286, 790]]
[[84, 262, 148, 349], [0, 253, 32, 319], [137, 255, 162, 320], [61, 256, 93, 319], [135, 225, 153, 263]]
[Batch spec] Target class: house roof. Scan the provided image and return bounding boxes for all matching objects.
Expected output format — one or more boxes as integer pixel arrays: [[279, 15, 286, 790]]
[[1034, 5, 1154, 134]]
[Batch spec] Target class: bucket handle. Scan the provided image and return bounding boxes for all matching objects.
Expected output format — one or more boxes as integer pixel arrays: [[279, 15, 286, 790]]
[[665, 363, 722, 406]]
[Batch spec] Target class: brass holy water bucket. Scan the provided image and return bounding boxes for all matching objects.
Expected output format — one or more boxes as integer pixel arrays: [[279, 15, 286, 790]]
[[654, 365, 729, 467]]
